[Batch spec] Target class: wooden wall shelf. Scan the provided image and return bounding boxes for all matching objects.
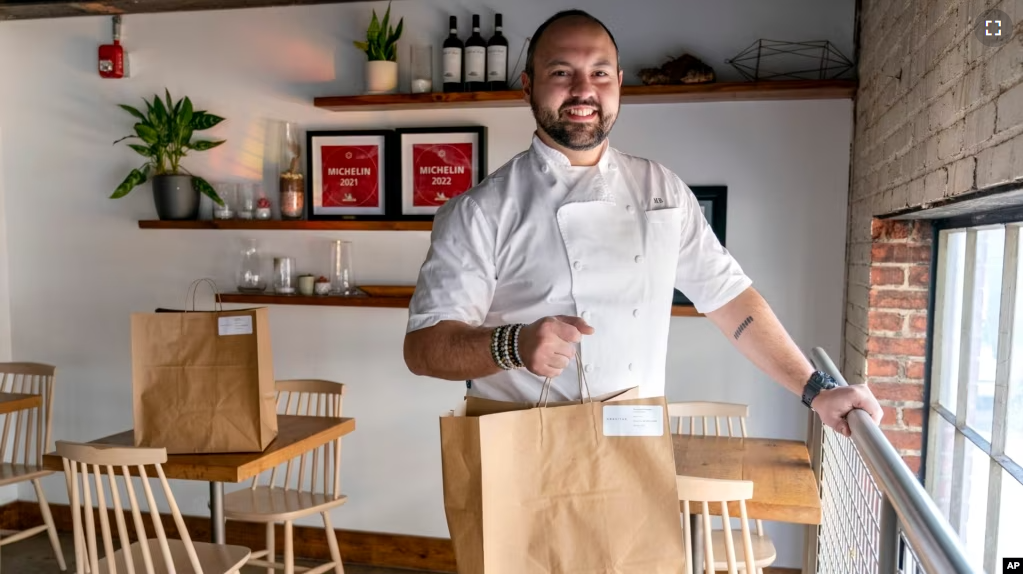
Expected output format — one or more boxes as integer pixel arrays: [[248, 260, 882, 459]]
[[222, 287, 703, 316], [0, 0, 366, 21], [314, 80, 857, 112], [138, 220, 432, 231]]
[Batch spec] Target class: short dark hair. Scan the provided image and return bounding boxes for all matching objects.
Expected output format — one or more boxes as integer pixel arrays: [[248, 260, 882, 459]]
[[524, 10, 620, 80]]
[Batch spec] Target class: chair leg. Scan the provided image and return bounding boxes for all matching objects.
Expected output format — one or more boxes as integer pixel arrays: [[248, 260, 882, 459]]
[[266, 522, 276, 574], [33, 479, 67, 571], [284, 521, 294, 574], [322, 512, 344, 574]]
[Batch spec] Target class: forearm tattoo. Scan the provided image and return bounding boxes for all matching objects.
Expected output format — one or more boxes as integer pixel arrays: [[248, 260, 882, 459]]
[[733, 316, 754, 340]]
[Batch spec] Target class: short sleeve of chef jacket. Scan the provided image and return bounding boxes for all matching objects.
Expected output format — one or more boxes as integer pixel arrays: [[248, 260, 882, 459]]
[[668, 170, 753, 313], [406, 194, 496, 333]]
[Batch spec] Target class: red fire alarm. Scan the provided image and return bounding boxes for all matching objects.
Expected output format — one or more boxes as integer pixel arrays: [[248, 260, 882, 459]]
[[98, 16, 127, 78]]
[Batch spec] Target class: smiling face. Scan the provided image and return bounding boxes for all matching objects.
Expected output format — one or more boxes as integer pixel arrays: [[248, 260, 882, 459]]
[[522, 16, 623, 154]]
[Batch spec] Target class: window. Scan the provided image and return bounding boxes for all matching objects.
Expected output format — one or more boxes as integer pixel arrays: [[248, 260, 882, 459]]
[[925, 209, 1022, 574]]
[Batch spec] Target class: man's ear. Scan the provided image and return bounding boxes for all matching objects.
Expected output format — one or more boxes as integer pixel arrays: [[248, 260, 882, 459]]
[[617, 68, 623, 87], [521, 71, 531, 100]]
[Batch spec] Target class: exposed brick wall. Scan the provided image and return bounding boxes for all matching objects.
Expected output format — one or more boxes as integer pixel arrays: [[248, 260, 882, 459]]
[[866, 220, 931, 474], [844, 0, 1021, 472]]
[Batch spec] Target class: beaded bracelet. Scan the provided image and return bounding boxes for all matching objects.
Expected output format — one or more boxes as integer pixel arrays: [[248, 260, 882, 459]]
[[491, 325, 511, 370], [511, 323, 525, 368]]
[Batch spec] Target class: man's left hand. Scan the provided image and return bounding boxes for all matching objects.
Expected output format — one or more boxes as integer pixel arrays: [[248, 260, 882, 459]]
[[811, 385, 883, 437]]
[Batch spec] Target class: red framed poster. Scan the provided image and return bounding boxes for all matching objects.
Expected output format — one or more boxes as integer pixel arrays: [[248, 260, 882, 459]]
[[397, 126, 487, 216], [307, 130, 392, 219]]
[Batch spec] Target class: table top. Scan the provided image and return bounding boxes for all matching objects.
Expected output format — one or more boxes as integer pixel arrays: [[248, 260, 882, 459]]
[[0, 392, 42, 415], [42, 415, 355, 483], [673, 434, 821, 525]]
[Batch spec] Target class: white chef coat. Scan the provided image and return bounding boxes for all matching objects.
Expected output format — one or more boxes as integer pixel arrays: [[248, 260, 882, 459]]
[[406, 135, 752, 402]]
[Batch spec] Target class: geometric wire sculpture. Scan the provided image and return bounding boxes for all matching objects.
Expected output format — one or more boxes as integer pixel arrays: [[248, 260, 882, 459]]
[[727, 39, 855, 81]]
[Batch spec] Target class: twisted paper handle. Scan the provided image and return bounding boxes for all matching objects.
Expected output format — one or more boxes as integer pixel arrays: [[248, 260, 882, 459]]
[[184, 278, 223, 312], [536, 347, 594, 407]]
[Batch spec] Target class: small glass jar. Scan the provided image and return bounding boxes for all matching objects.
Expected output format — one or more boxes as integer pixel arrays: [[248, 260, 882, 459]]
[[273, 257, 296, 294], [280, 122, 304, 220], [213, 183, 236, 220], [236, 183, 256, 220]]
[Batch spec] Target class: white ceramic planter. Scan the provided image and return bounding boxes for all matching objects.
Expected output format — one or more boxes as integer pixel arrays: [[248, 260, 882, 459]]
[[366, 60, 398, 94]]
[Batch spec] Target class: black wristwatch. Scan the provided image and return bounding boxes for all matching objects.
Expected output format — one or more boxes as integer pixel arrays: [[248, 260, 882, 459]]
[[802, 370, 837, 408]]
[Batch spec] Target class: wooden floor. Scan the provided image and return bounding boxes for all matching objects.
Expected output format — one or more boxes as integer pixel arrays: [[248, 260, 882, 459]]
[[0, 530, 444, 573]]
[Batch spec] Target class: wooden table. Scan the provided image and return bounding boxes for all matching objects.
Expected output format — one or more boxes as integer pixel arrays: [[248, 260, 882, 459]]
[[0, 392, 42, 415], [673, 434, 821, 524], [43, 415, 356, 544], [673, 434, 820, 571]]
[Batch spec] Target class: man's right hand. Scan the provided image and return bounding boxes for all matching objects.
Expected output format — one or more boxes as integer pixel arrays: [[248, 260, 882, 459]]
[[517, 316, 595, 378]]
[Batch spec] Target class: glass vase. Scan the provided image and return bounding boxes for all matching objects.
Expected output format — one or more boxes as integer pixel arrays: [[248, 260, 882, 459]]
[[279, 122, 304, 220], [329, 240, 357, 295], [236, 239, 267, 293]]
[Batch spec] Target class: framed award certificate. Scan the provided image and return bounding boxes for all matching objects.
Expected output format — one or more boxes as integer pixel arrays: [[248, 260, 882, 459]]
[[307, 130, 395, 219], [395, 126, 487, 217]]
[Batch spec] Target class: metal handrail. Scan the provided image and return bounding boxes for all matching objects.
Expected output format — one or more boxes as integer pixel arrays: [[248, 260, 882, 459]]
[[811, 347, 981, 574]]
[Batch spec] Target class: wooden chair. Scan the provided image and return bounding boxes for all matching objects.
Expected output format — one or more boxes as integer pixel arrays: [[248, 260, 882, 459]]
[[668, 401, 769, 538], [57, 441, 251, 574], [667, 401, 749, 437], [0, 362, 65, 572], [677, 475, 776, 574], [223, 379, 347, 574]]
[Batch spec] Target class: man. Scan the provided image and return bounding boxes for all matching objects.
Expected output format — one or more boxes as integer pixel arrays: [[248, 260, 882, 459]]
[[404, 10, 882, 436]]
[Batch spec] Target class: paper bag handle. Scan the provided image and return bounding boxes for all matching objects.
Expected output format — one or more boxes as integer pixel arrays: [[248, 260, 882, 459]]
[[184, 278, 223, 312], [537, 348, 593, 407]]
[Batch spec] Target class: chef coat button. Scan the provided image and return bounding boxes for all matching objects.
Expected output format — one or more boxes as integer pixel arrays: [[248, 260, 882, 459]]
[[628, 363, 634, 372], [584, 363, 594, 373], [626, 205, 634, 213], [581, 310, 591, 321], [632, 309, 640, 318], [541, 165, 549, 173], [573, 260, 582, 270], [635, 255, 644, 263]]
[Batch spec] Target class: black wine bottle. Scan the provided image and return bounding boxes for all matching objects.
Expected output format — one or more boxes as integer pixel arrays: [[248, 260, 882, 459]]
[[486, 13, 508, 90], [464, 14, 486, 92], [442, 16, 463, 93]]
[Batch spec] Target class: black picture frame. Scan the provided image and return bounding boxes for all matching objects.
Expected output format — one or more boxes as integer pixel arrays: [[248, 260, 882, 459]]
[[393, 125, 488, 221], [673, 185, 729, 306], [305, 129, 399, 221]]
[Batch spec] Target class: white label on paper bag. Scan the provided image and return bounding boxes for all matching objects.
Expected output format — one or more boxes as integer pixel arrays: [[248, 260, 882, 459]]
[[603, 405, 664, 436], [218, 316, 253, 336]]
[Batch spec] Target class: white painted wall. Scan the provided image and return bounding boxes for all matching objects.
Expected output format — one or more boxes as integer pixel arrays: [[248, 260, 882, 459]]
[[0, 129, 20, 506], [0, 0, 853, 567]]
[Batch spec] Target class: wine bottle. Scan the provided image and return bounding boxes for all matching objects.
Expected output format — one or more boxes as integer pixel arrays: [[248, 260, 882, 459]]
[[464, 14, 486, 92], [486, 13, 508, 90], [442, 16, 463, 93]]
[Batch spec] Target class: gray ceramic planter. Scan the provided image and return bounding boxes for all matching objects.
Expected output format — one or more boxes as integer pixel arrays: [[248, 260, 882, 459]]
[[152, 174, 199, 220]]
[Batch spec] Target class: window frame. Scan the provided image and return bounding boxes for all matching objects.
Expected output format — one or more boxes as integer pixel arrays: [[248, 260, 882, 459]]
[[923, 205, 1022, 574]]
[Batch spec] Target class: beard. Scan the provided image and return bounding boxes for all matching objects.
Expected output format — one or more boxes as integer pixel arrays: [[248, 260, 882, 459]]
[[530, 95, 618, 151]]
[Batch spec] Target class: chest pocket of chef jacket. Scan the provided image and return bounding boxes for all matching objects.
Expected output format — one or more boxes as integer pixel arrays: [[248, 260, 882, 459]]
[[643, 208, 684, 307]]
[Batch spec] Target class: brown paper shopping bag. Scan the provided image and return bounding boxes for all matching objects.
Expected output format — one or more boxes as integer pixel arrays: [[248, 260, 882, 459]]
[[440, 354, 685, 574], [131, 279, 278, 454]]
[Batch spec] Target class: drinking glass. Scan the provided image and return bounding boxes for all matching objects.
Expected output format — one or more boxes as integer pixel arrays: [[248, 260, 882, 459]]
[[411, 45, 433, 93], [274, 257, 296, 294]]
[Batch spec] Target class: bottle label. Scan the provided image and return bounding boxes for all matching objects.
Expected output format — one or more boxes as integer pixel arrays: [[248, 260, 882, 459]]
[[443, 47, 462, 82], [465, 46, 485, 82], [487, 45, 507, 82]]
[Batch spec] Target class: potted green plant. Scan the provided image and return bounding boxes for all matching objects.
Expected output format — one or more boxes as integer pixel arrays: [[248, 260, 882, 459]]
[[353, 2, 403, 94], [110, 90, 226, 220]]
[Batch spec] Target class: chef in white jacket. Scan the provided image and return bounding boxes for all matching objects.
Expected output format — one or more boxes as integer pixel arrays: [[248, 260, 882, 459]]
[[404, 10, 881, 435]]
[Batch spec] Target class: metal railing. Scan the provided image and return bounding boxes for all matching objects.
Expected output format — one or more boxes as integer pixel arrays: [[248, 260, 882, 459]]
[[811, 347, 981, 574]]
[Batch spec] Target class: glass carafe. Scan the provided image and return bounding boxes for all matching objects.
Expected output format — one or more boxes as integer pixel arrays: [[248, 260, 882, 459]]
[[236, 239, 267, 293]]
